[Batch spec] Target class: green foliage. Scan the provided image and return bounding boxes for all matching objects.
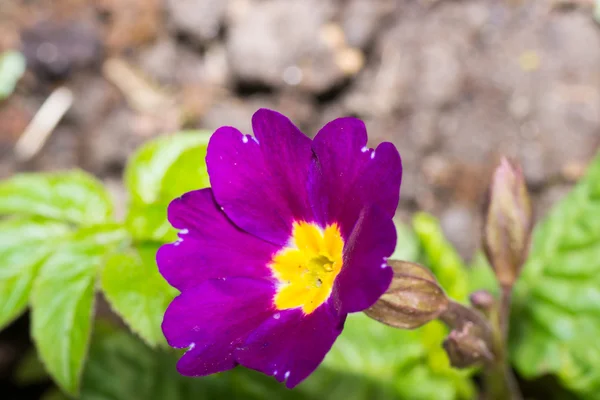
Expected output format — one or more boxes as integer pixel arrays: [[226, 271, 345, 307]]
[[98, 133, 210, 347], [0, 219, 70, 329], [0, 171, 114, 225], [80, 324, 305, 400], [31, 224, 126, 395], [384, 217, 475, 398], [467, 252, 499, 296], [407, 213, 481, 398], [393, 218, 476, 397], [412, 212, 470, 302], [305, 314, 475, 400], [0, 51, 26, 100], [0, 134, 211, 395], [0, 171, 124, 396], [124, 132, 211, 242], [79, 317, 474, 400], [510, 154, 600, 399], [391, 217, 421, 262], [101, 244, 178, 347]]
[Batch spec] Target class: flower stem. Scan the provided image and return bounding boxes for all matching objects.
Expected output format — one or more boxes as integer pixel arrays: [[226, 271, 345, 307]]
[[484, 284, 522, 400], [439, 301, 494, 344], [499, 284, 512, 343], [438, 295, 523, 400]]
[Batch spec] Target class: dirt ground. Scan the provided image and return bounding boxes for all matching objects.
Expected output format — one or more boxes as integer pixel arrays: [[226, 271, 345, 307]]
[[0, 0, 599, 397]]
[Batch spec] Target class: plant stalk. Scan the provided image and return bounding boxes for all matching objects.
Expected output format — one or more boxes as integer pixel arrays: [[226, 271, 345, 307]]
[[484, 284, 522, 400], [439, 300, 494, 345]]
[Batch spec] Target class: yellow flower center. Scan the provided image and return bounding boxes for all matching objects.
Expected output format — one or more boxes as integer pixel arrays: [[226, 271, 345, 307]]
[[270, 221, 344, 315]]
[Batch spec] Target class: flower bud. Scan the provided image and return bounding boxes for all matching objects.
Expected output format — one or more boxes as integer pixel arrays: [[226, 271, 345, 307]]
[[470, 290, 495, 316], [483, 157, 533, 287], [443, 321, 494, 368], [364, 260, 449, 329]]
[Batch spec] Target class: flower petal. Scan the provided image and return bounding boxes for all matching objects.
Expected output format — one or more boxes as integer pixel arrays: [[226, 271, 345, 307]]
[[355, 142, 403, 215], [157, 189, 277, 291], [336, 206, 395, 314], [162, 277, 275, 376], [235, 302, 345, 388], [207, 109, 314, 246], [310, 118, 402, 237]]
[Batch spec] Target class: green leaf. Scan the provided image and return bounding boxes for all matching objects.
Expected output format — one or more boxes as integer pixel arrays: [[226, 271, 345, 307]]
[[467, 252, 499, 296], [403, 214, 476, 398], [125, 132, 211, 204], [511, 153, 600, 398], [301, 314, 475, 400], [31, 224, 127, 396], [124, 133, 211, 242], [0, 51, 26, 100], [391, 217, 421, 262], [32, 251, 96, 396], [0, 219, 71, 329], [126, 202, 176, 243], [101, 243, 178, 347], [0, 171, 124, 395], [0, 171, 114, 225], [412, 212, 470, 301]]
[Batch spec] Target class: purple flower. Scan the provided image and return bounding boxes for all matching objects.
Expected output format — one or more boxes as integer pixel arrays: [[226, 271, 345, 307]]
[[158, 109, 402, 388]]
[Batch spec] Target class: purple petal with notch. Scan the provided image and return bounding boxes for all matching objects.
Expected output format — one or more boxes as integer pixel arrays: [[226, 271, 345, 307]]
[[207, 109, 314, 246], [310, 118, 402, 238]]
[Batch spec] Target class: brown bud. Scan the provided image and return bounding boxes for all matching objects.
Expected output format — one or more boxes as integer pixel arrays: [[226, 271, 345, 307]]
[[364, 260, 449, 329], [483, 157, 533, 287], [470, 290, 496, 316], [443, 321, 494, 368]]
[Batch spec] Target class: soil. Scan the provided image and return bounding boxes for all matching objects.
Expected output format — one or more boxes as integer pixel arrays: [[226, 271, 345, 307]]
[[1, 0, 599, 398]]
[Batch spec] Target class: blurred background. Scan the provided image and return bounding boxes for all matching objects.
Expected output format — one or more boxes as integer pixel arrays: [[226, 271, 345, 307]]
[[0, 0, 599, 399]]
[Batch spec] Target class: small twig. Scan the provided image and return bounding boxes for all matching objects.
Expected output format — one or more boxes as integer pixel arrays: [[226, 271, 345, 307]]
[[15, 86, 73, 161], [102, 57, 174, 113]]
